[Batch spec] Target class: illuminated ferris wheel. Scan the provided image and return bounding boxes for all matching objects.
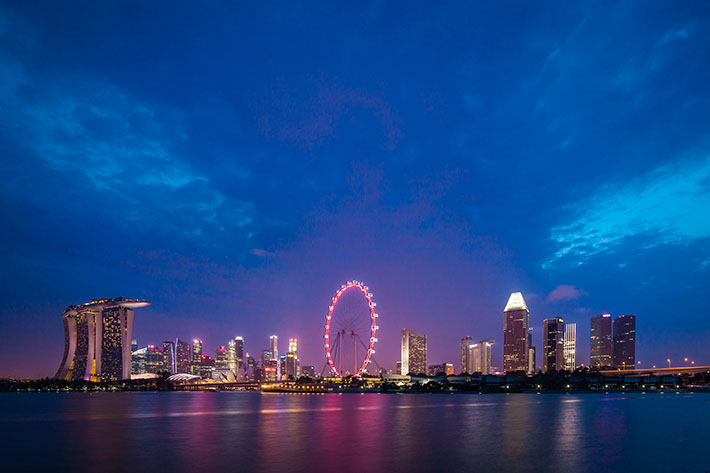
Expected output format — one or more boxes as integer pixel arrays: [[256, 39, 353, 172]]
[[324, 281, 379, 377]]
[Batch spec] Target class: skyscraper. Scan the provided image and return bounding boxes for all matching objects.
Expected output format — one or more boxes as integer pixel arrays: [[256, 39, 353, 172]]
[[215, 346, 228, 369], [55, 297, 151, 381], [285, 352, 298, 379], [269, 335, 279, 379], [131, 347, 146, 375], [246, 353, 256, 381], [145, 344, 165, 374], [590, 314, 613, 367], [460, 336, 473, 374], [543, 318, 565, 372], [162, 340, 176, 374], [175, 338, 191, 373], [563, 323, 576, 371], [401, 329, 427, 375], [613, 315, 636, 368], [269, 335, 278, 359], [228, 338, 237, 372], [287, 337, 300, 378], [235, 336, 244, 368], [471, 339, 495, 374], [261, 348, 272, 366], [503, 292, 529, 372], [191, 339, 203, 376]]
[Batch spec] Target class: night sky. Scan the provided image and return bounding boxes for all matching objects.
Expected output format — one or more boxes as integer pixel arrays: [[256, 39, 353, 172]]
[[1, 2, 709, 378]]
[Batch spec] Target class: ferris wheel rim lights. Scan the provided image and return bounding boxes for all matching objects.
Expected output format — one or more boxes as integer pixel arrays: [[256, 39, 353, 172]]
[[323, 280, 378, 377]]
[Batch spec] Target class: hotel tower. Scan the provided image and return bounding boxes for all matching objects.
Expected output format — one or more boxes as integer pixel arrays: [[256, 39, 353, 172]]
[[55, 297, 151, 381]]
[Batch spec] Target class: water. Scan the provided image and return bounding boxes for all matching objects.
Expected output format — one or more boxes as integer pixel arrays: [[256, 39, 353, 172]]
[[1, 392, 707, 472]]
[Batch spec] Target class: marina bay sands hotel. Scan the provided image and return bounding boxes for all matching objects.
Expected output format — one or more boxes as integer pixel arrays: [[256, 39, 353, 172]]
[[55, 297, 151, 382]]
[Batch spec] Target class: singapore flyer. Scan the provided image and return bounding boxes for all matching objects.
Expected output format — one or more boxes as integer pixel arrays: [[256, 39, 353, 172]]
[[324, 280, 379, 377]]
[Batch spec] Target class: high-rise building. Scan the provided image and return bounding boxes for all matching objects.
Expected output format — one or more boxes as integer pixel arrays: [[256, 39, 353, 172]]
[[269, 335, 278, 359], [235, 336, 244, 368], [563, 323, 576, 371], [285, 352, 298, 379], [55, 297, 151, 382], [279, 354, 287, 379], [395, 360, 402, 375], [228, 338, 237, 372], [270, 335, 280, 380], [145, 344, 165, 374], [191, 339, 203, 375], [590, 314, 613, 367], [263, 360, 277, 382], [527, 329, 536, 373], [503, 292, 529, 372], [401, 329, 427, 375], [215, 346, 228, 369], [471, 339, 495, 374], [460, 336, 473, 374], [175, 339, 191, 373], [195, 355, 214, 378], [246, 353, 256, 381], [613, 315, 636, 368], [163, 340, 176, 374], [543, 318, 565, 372], [286, 337, 300, 378], [131, 347, 146, 375]]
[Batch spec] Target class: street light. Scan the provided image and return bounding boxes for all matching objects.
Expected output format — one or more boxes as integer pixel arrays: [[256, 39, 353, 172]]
[[667, 358, 671, 368]]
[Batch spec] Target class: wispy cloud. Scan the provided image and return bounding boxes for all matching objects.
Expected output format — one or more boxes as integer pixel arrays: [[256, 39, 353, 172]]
[[547, 285, 588, 302], [0, 59, 253, 240], [544, 157, 710, 268], [658, 23, 693, 46]]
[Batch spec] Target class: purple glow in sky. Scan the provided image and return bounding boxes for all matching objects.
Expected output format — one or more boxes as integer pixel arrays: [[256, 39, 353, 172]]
[[1, 2, 709, 377]]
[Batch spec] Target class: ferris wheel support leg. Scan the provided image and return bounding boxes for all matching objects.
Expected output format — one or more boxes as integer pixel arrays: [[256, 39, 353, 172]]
[[357, 336, 381, 371], [354, 333, 358, 375]]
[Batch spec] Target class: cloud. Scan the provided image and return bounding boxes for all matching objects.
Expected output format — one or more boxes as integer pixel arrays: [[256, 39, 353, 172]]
[[250, 248, 275, 258], [658, 23, 693, 46], [547, 285, 588, 302], [0, 56, 254, 243], [544, 157, 710, 268]]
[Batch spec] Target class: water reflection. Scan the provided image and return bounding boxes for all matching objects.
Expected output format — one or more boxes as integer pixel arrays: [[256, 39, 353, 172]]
[[0, 392, 707, 473]]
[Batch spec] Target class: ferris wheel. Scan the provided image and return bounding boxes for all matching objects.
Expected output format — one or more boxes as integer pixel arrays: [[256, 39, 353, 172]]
[[324, 280, 379, 377]]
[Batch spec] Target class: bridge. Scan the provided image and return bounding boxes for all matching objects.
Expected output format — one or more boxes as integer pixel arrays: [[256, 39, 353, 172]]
[[599, 366, 710, 376]]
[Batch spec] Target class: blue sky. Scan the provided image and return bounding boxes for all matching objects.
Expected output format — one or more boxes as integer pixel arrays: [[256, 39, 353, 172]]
[[1, 2, 709, 377]]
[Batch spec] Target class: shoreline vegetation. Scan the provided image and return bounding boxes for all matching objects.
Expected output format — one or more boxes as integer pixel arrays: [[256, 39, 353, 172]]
[[2, 368, 709, 393]]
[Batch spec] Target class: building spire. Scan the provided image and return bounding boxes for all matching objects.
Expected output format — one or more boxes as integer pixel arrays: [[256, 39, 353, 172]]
[[504, 292, 528, 312]]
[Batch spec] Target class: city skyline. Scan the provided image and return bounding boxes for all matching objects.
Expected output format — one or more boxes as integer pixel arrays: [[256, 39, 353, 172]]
[[59, 290, 656, 381], [2, 3, 709, 378], [1, 284, 699, 379]]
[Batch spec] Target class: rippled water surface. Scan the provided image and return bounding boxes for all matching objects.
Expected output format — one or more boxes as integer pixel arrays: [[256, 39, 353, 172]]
[[1, 392, 707, 472]]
